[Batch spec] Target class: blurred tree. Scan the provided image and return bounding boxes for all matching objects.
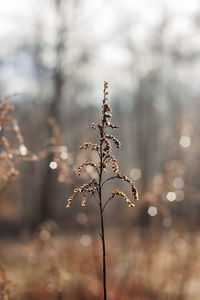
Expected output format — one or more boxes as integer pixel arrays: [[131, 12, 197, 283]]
[[39, 0, 67, 224], [132, 71, 160, 193]]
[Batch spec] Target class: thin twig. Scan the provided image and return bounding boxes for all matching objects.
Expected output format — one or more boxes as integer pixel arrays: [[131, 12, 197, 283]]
[[101, 175, 119, 188], [102, 199, 112, 213]]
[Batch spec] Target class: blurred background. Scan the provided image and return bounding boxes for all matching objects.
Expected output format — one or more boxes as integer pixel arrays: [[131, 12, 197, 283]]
[[0, 0, 200, 299]]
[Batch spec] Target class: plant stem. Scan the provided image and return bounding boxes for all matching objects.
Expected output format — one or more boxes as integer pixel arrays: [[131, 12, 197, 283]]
[[99, 121, 107, 300], [101, 209, 107, 300], [99, 187, 107, 300]]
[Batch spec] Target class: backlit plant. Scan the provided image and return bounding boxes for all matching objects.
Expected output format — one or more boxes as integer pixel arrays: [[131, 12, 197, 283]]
[[66, 81, 139, 300]]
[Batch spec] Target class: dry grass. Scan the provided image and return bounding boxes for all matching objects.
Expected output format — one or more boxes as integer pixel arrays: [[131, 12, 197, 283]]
[[0, 223, 199, 300]]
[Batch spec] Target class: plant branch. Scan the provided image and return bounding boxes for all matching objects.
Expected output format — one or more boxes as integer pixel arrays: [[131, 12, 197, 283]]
[[102, 198, 112, 213], [92, 193, 100, 206], [101, 175, 119, 188]]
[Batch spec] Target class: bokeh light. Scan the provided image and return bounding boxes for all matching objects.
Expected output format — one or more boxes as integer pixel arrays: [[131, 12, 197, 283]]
[[167, 192, 176, 202], [173, 177, 184, 189], [179, 136, 191, 148], [49, 161, 58, 169], [147, 206, 158, 217], [130, 168, 142, 180]]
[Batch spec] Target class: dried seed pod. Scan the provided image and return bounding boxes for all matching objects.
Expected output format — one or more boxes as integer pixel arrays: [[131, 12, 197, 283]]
[[66, 179, 98, 208], [81, 194, 87, 207], [77, 161, 97, 176], [117, 173, 139, 200], [78, 142, 100, 152], [109, 189, 135, 207], [106, 134, 121, 148]]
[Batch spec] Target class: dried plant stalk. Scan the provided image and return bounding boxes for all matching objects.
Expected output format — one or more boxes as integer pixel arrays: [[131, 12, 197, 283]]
[[0, 264, 12, 299], [0, 96, 38, 196], [38, 117, 74, 185], [66, 82, 139, 300]]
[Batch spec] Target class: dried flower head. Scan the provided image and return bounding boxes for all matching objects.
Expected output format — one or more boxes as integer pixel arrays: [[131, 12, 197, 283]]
[[66, 81, 138, 209]]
